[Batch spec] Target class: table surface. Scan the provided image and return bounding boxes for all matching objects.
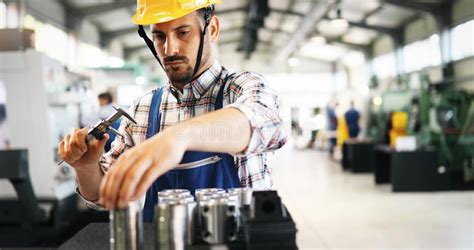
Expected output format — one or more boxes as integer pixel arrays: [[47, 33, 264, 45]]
[[59, 223, 239, 250]]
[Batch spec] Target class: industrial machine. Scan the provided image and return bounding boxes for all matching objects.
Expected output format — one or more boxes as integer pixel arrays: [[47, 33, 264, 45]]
[[367, 72, 474, 189], [0, 50, 107, 246]]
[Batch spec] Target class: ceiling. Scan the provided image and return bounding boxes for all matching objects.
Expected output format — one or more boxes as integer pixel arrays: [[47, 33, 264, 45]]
[[59, 0, 454, 70]]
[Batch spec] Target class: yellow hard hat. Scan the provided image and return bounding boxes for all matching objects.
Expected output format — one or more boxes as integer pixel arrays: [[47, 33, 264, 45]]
[[133, 0, 222, 25]]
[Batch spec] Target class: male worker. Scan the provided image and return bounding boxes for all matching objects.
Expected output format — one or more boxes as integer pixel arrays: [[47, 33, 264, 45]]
[[344, 101, 360, 138], [58, 0, 286, 222]]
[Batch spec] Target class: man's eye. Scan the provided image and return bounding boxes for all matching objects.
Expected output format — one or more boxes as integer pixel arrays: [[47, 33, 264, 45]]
[[179, 31, 189, 37], [153, 33, 165, 41]]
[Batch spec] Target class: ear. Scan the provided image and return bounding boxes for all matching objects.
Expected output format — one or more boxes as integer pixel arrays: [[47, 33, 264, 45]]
[[209, 15, 220, 43]]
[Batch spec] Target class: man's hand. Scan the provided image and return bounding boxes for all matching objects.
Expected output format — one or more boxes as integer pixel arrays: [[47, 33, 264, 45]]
[[58, 128, 109, 169], [99, 126, 188, 209]]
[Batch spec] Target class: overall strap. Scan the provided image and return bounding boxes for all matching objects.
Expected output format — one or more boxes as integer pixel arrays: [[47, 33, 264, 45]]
[[215, 70, 236, 110], [146, 87, 165, 139]]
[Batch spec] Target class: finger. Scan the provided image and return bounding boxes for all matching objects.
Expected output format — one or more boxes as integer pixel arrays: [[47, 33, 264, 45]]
[[106, 152, 140, 209], [98, 171, 110, 208], [102, 152, 137, 209], [67, 134, 84, 158], [58, 140, 65, 158], [94, 133, 109, 150], [62, 135, 75, 162], [117, 159, 153, 208], [130, 162, 170, 201], [73, 129, 88, 152]]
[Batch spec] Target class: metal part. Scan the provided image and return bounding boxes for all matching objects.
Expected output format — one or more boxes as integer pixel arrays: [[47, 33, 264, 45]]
[[110, 201, 143, 250], [154, 201, 190, 250], [228, 187, 253, 208], [195, 188, 225, 203], [200, 193, 239, 244]]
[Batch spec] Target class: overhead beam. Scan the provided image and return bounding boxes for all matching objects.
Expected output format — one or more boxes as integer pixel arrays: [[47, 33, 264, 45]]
[[273, 0, 337, 64], [384, 0, 441, 16], [270, 8, 304, 17]]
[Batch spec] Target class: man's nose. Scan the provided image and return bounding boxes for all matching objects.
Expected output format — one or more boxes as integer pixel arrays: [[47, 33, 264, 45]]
[[164, 37, 179, 56]]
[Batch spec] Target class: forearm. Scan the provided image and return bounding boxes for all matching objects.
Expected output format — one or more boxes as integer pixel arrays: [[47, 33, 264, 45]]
[[164, 108, 251, 154], [75, 163, 104, 201]]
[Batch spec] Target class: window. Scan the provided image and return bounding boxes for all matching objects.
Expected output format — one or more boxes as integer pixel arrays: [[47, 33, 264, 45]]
[[372, 53, 397, 79], [0, 2, 6, 28], [403, 34, 442, 72], [23, 15, 69, 64], [451, 19, 474, 61]]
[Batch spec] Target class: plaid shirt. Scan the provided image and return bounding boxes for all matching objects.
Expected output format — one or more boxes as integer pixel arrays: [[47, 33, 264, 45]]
[[80, 60, 286, 208]]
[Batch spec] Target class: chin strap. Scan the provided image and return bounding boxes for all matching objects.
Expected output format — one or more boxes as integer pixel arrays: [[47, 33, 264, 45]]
[[138, 25, 164, 71], [192, 7, 212, 78], [137, 7, 213, 79]]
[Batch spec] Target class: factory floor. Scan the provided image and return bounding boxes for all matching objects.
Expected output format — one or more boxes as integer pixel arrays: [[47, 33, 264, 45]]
[[272, 143, 474, 250]]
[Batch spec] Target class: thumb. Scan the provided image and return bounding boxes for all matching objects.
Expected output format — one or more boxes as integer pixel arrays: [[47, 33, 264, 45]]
[[93, 133, 110, 150]]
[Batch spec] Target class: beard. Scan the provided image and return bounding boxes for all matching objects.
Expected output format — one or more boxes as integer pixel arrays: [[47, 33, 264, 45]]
[[163, 55, 194, 84]]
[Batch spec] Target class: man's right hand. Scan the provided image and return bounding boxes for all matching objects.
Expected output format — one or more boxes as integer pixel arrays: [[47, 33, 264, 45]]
[[58, 128, 109, 169]]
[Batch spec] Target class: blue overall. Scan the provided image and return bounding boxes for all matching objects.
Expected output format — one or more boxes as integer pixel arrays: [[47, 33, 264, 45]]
[[142, 70, 242, 222]]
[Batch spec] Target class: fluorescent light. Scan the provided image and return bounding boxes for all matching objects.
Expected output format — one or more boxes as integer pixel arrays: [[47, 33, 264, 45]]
[[310, 35, 326, 45], [373, 96, 382, 106], [135, 76, 147, 85], [287, 57, 300, 67], [108, 57, 124, 68], [331, 18, 349, 31]]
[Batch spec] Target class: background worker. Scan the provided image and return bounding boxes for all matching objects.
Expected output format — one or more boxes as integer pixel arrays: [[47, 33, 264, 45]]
[[344, 101, 361, 139], [58, 0, 286, 222]]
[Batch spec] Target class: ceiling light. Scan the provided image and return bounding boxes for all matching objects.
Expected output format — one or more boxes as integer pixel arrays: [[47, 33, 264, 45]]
[[330, 8, 349, 32], [310, 35, 326, 45], [135, 76, 147, 85], [287, 57, 300, 67], [373, 96, 382, 106]]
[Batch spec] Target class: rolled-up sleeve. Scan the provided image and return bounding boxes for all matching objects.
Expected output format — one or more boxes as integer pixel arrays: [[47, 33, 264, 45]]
[[226, 72, 287, 156]]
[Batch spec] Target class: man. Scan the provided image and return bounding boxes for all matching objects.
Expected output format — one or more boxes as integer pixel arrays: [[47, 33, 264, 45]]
[[344, 101, 360, 138], [97, 92, 119, 151], [326, 102, 338, 156], [58, 0, 286, 221]]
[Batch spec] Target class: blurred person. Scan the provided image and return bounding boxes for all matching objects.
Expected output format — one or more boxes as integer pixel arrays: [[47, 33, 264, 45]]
[[327, 102, 338, 156], [58, 0, 286, 222], [344, 101, 361, 138], [98, 92, 120, 151], [0, 104, 9, 148]]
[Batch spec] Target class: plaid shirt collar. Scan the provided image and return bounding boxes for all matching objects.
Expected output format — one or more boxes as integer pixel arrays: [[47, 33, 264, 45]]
[[167, 60, 222, 100]]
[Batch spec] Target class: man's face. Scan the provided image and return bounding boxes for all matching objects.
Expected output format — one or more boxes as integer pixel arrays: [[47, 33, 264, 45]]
[[151, 11, 214, 84], [99, 98, 108, 107]]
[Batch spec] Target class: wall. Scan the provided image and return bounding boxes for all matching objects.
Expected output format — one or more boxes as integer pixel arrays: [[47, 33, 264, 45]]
[[370, 0, 474, 92]]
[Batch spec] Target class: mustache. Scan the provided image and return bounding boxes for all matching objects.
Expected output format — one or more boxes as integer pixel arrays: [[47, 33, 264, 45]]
[[163, 55, 189, 64]]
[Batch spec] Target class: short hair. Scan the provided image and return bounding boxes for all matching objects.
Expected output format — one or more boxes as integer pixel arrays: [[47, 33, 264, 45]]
[[98, 92, 113, 104]]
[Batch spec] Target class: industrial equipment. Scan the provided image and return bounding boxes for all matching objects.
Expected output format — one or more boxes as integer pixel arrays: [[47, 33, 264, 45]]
[[0, 50, 108, 246]]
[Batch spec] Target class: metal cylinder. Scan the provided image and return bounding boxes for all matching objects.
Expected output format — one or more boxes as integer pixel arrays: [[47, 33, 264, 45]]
[[228, 187, 253, 208], [195, 188, 225, 202], [110, 201, 143, 250], [200, 193, 239, 244], [154, 201, 188, 250], [158, 193, 194, 204]]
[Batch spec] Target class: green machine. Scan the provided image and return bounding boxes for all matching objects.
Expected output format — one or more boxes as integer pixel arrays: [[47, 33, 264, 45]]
[[367, 73, 474, 188], [412, 74, 474, 187]]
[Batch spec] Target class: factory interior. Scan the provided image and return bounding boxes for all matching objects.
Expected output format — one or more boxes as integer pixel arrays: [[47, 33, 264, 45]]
[[0, 0, 473, 249]]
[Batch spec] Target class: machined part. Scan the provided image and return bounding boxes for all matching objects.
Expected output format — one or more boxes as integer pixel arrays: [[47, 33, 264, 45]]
[[110, 201, 143, 250]]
